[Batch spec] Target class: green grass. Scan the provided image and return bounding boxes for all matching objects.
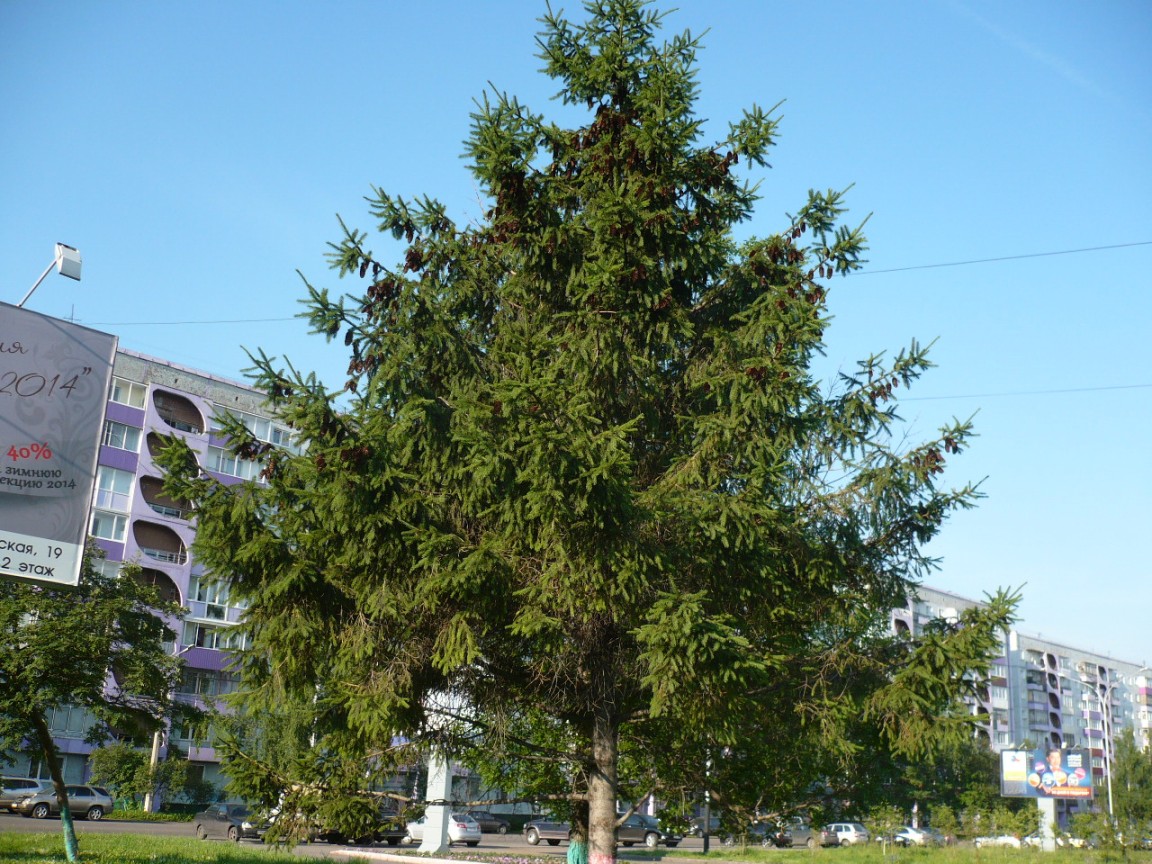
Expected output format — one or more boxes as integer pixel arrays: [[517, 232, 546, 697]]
[[0, 832, 319, 864], [0, 834, 1141, 864]]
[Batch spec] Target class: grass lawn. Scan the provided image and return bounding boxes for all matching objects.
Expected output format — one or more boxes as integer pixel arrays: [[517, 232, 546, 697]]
[[0, 834, 1139, 864]]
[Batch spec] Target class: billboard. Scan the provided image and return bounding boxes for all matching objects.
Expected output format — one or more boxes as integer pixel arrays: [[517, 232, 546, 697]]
[[1000, 747, 1094, 799], [0, 301, 117, 587]]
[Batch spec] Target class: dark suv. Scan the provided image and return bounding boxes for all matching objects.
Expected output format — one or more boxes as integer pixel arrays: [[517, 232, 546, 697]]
[[619, 813, 682, 848]]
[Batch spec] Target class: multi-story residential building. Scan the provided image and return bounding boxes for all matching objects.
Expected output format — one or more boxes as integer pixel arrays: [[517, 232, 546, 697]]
[[5, 348, 290, 794], [893, 586, 1151, 802]]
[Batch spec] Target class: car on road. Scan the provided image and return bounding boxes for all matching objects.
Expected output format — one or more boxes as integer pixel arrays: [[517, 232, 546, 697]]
[[973, 833, 1022, 849], [405, 812, 481, 846], [465, 810, 511, 834], [775, 820, 834, 848], [1, 778, 48, 812], [720, 822, 775, 847], [826, 821, 870, 846], [193, 802, 269, 842], [894, 825, 947, 847], [618, 813, 682, 848], [525, 816, 572, 846], [12, 785, 113, 821], [688, 815, 721, 836]]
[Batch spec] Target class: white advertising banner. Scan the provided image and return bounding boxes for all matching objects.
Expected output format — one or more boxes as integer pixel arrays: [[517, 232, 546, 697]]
[[0, 301, 117, 586]]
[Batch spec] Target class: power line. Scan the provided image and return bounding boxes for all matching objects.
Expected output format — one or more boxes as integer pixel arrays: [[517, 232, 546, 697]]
[[82, 239, 1152, 327], [904, 382, 1152, 402], [854, 240, 1152, 275]]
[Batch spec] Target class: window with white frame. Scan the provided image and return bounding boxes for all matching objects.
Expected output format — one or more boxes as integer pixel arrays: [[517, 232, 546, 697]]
[[110, 377, 147, 408], [102, 420, 142, 452], [211, 406, 300, 453], [188, 574, 238, 621], [90, 510, 128, 543], [95, 465, 133, 512], [205, 445, 261, 481], [181, 621, 245, 651]]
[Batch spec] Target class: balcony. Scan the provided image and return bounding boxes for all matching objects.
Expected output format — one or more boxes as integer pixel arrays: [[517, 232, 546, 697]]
[[153, 390, 204, 435], [131, 566, 180, 605], [139, 476, 193, 520], [132, 521, 187, 566], [187, 599, 244, 625]]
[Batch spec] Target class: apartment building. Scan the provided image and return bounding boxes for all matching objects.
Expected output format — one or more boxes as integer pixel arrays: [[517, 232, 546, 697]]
[[894, 586, 1151, 787], [6, 349, 286, 792]]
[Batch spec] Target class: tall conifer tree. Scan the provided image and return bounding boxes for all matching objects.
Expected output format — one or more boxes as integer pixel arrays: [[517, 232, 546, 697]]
[[160, 2, 1014, 859]]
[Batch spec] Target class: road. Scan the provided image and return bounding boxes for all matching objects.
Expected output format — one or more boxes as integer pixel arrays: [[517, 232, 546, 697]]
[[0, 813, 738, 859]]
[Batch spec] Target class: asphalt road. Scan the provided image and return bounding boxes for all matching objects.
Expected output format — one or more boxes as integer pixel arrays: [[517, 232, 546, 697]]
[[2, 813, 833, 860], [1, 813, 728, 859]]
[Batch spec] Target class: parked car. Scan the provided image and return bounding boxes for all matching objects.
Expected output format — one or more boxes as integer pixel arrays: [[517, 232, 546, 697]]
[[775, 819, 823, 849], [687, 815, 721, 836], [894, 825, 947, 847], [720, 822, 774, 847], [826, 821, 871, 846], [817, 825, 842, 847], [1, 777, 48, 812], [193, 802, 269, 842], [465, 810, 511, 834], [12, 785, 113, 821], [405, 812, 481, 846], [312, 805, 408, 846], [524, 816, 572, 846], [973, 833, 1021, 849], [618, 813, 682, 848]]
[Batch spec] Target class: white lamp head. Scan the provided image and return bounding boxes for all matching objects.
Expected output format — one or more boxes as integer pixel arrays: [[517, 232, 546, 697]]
[[55, 243, 82, 281]]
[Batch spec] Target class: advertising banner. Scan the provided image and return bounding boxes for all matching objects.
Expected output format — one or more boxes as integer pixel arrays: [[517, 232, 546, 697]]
[[1000, 747, 1094, 799], [0, 302, 117, 587]]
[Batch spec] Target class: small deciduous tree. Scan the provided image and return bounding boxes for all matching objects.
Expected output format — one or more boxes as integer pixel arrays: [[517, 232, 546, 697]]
[[0, 556, 188, 862], [88, 740, 194, 810], [160, 2, 1015, 861]]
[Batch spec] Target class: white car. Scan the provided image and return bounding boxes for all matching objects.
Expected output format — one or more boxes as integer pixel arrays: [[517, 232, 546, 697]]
[[405, 813, 481, 846], [826, 822, 870, 845], [894, 825, 947, 846], [974, 834, 1021, 848]]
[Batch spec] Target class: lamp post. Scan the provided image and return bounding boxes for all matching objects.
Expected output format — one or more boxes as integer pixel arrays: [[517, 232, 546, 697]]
[[1060, 666, 1114, 820], [18, 243, 82, 307]]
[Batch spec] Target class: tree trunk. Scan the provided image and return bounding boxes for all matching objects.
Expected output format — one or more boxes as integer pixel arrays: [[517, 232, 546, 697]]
[[32, 712, 79, 863], [588, 705, 618, 864]]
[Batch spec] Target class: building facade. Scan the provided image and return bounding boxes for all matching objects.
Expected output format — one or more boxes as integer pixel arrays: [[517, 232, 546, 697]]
[[6, 349, 285, 793], [894, 586, 1151, 791]]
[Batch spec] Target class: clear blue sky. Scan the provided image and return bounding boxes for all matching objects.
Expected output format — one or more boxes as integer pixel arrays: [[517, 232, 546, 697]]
[[2, 1, 1149, 664]]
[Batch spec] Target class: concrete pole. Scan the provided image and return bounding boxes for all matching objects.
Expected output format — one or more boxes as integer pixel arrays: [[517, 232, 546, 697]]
[[419, 750, 452, 854], [1037, 797, 1057, 852], [142, 728, 162, 813]]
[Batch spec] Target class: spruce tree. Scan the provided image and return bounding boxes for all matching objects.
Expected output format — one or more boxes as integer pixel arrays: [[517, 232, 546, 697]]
[[160, 2, 1014, 860]]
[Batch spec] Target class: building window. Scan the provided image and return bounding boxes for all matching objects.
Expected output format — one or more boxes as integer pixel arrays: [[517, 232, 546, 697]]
[[47, 704, 97, 738], [110, 377, 147, 408], [211, 406, 299, 453], [991, 686, 1009, 702], [95, 466, 133, 512], [102, 420, 142, 453], [188, 575, 241, 621], [205, 445, 261, 481], [181, 621, 245, 651], [90, 510, 128, 543], [177, 668, 239, 699]]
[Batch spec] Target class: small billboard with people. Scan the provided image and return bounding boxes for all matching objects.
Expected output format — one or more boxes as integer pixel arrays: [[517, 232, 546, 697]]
[[1000, 747, 1094, 799]]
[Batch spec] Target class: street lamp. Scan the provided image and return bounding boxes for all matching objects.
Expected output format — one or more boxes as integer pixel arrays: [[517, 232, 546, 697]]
[[1062, 666, 1115, 820], [18, 242, 82, 307]]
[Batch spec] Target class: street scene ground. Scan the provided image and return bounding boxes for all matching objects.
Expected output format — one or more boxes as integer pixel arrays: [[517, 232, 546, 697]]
[[2, 812, 1149, 864]]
